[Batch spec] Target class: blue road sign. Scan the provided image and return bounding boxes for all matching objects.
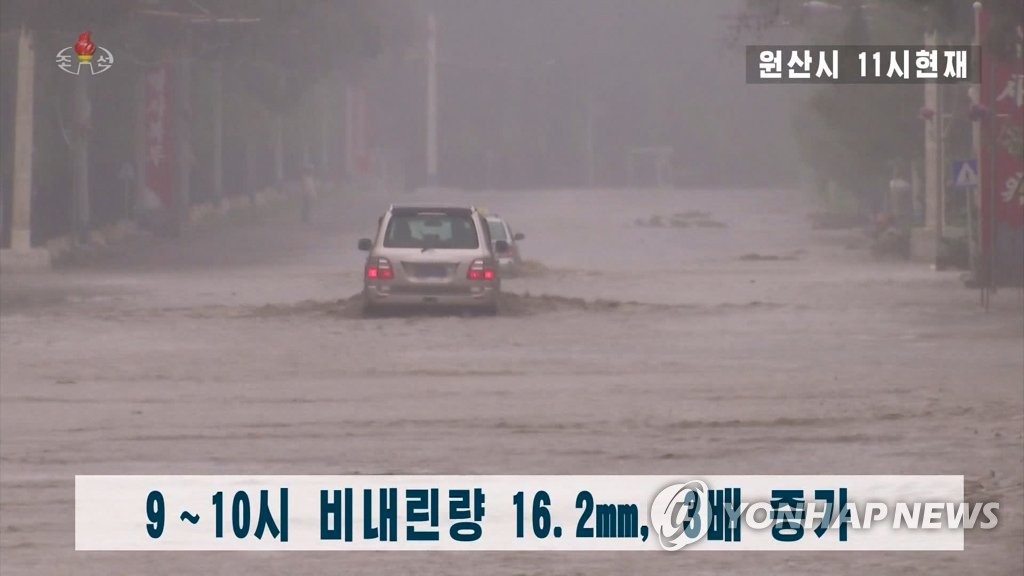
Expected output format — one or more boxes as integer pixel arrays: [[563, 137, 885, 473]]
[[952, 159, 979, 188]]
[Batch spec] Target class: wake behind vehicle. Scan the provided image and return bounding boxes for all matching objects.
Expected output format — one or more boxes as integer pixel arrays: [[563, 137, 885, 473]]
[[358, 206, 503, 315]]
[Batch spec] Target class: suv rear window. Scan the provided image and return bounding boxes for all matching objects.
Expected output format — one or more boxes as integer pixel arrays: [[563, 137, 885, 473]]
[[383, 213, 480, 249]]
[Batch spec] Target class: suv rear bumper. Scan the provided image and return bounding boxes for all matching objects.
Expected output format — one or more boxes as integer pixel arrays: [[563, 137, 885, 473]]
[[364, 283, 499, 308]]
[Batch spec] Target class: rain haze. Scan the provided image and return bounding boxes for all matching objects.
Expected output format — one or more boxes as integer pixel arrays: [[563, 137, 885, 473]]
[[0, 0, 1022, 574]]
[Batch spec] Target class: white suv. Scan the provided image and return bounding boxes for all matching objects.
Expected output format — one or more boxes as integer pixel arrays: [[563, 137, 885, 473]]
[[358, 206, 503, 315]]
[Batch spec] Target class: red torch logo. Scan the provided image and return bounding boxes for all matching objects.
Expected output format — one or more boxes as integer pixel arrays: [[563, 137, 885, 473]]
[[74, 31, 96, 63], [55, 31, 113, 75]]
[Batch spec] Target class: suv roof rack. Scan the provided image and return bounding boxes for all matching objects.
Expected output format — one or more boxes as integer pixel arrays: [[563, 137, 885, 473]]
[[389, 206, 474, 217]]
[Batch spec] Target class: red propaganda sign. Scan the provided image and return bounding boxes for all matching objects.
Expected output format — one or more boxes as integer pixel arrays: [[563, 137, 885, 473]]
[[980, 18, 1024, 229], [979, 16, 1024, 286], [143, 64, 176, 209]]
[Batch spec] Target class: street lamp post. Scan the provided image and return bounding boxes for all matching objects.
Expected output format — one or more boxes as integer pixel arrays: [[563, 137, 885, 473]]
[[426, 12, 438, 185], [969, 1, 988, 303]]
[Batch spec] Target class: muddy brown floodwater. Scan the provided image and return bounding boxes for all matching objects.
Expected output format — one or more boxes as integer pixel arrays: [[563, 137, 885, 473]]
[[1, 186, 1022, 574]]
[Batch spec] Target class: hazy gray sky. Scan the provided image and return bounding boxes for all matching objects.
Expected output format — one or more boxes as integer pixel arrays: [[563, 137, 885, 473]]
[[422, 0, 800, 187]]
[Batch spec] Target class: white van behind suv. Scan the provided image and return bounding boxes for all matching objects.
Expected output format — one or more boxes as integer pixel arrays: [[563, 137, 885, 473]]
[[357, 206, 503, 315]]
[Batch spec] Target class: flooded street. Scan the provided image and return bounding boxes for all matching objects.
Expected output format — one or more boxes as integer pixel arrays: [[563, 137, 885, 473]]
[[2, 186, 1022, 574]]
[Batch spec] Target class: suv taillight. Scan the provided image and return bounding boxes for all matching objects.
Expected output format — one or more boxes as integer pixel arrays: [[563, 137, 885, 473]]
[[366, 257, 394, 280], [467, 259, 496, 281]]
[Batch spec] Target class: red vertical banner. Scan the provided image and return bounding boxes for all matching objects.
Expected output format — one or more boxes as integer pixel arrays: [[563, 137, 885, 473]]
[[988, 35, 1024, 227], [979, 18, 1024, 285], [143, 64, 177, 210]]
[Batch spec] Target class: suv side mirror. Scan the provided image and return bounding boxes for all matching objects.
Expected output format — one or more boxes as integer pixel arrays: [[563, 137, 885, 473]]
[[513, 232, 525, 241], [494, 240, 510, 254], [357, 238, 373, 251]]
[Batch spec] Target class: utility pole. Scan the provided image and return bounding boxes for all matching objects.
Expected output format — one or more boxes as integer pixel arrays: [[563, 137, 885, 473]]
[[921, 28, 944, 265], [969, 1, 985, 293], [173, 27, 193, 235], [10, 25, 35, 252], [2, 24, 50, 269], [273, 113, 284, 186], [585, 94, 595, 188], [211, 56, 224, 206], [320, 81, 330, 178], [937, 83, 947, 244], [134, 71, 147, 220], [72, 57, 91, 244], [426, 12, 438, 185], [272, 71, 285, 188], [345, 84, 355, 178]]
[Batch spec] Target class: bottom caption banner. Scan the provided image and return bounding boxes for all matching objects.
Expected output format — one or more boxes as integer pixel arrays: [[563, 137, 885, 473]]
[[75, 475, 980, 551]]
